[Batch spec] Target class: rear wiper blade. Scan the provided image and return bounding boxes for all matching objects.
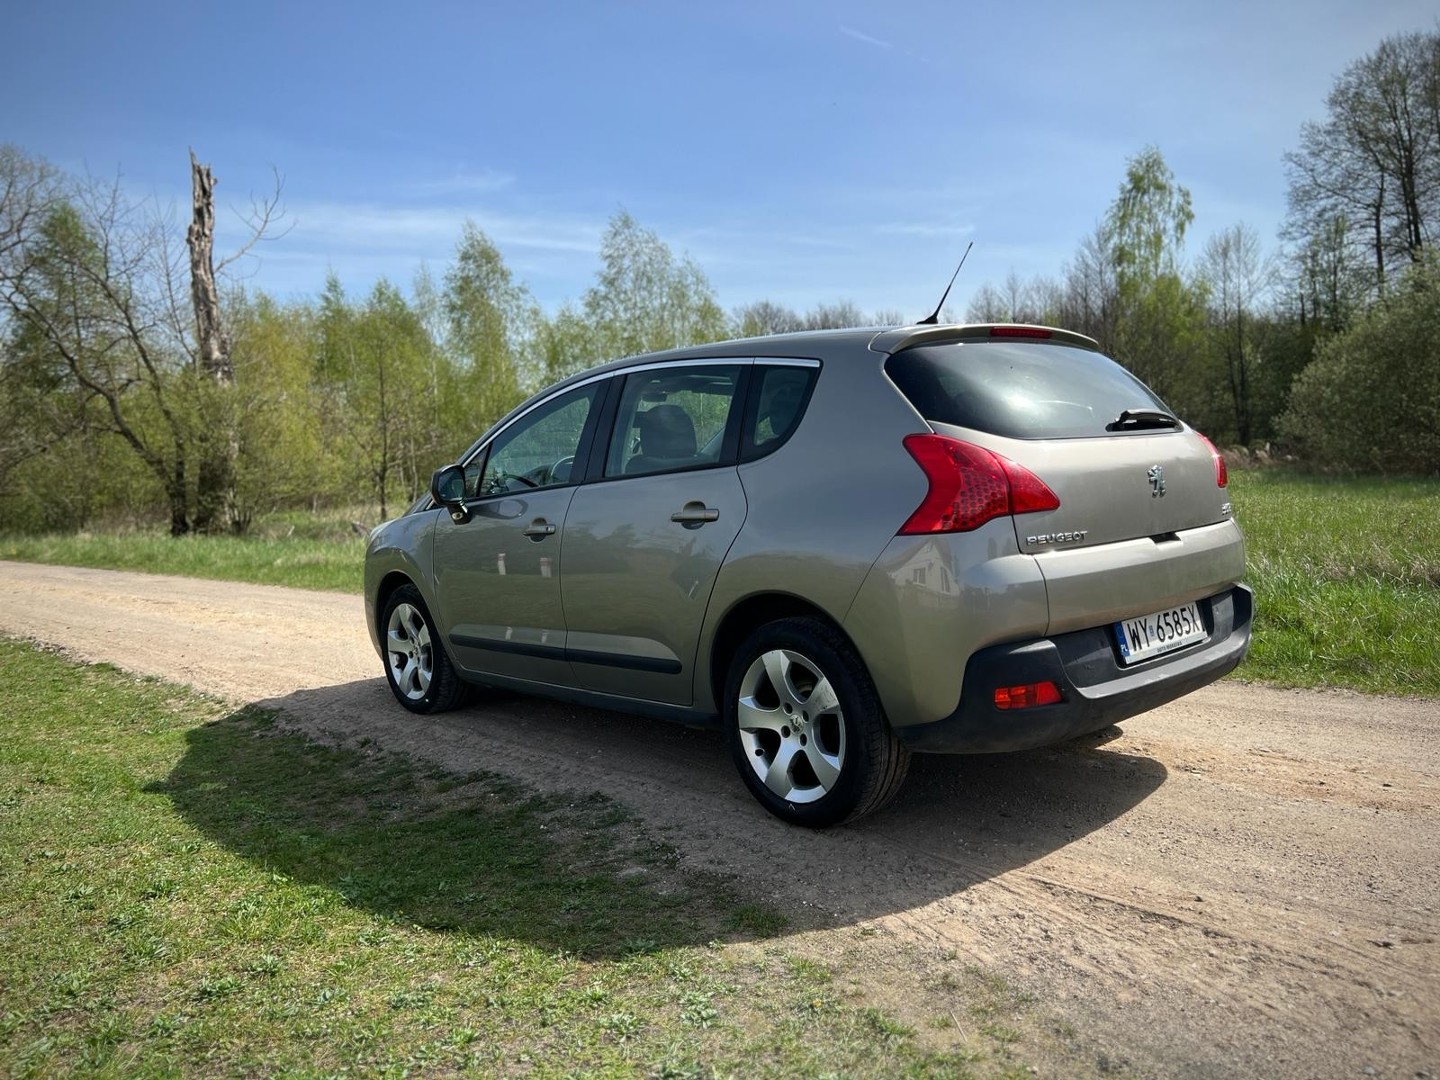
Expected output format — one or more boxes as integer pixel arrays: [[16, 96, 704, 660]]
[[1106, 408, 1181, 432]]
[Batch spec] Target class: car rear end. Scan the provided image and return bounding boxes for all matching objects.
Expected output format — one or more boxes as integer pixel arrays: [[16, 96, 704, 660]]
[[844, 325, 1251, 752]]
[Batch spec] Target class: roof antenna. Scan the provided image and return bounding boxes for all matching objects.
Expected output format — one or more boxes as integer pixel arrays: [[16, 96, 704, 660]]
[[917, 241, 973, 325]]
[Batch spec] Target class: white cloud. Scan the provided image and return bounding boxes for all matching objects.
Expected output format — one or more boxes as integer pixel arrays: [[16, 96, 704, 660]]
[[872, 219, 976, 239], [218, 198, 608, 304], [405, 169, 517, 197], [279, 200, 604, 256], [839, 25, 894, 50]]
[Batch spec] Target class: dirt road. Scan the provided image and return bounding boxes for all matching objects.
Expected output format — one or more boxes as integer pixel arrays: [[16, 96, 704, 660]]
[[2, 559, 1436, 1079]]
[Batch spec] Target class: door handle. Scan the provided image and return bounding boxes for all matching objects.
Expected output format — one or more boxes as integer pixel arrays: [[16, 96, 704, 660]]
[[523, 519, 557, 539], [671, 502, 720, 526]]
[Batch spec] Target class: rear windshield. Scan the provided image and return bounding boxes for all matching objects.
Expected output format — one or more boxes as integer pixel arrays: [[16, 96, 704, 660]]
[[884, 342, 1169, 439]]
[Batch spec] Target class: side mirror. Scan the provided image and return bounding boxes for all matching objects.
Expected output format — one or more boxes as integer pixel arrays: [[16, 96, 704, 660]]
[[430, 464, 469, 523]]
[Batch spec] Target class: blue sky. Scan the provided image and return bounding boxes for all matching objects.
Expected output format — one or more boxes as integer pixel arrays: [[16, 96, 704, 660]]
[[3, 0, 1434, 320]]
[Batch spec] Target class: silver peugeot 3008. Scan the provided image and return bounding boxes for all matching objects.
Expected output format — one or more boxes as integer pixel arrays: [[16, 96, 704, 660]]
[[365, 324, 1251, 826]]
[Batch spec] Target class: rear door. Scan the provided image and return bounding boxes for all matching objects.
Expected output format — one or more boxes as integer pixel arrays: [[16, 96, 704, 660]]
[[991, 430, 1224, 551], [561, 361, 749, 706]]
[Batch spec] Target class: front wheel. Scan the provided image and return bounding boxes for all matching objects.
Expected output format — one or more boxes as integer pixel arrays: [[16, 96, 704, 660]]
[[381, 584, 469, 713], [725, 617, 910, 827]]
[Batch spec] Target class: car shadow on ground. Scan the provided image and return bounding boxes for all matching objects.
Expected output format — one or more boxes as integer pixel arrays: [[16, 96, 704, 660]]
[[155, 678, 1167, 952]]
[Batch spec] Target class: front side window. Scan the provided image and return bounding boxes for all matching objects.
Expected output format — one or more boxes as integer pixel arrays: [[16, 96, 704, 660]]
[[604, 365, 743, 478], [471, 384, 598, 497]]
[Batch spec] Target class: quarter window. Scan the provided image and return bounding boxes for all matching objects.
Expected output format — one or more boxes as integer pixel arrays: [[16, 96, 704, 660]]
[[741, 364, 816, 460]]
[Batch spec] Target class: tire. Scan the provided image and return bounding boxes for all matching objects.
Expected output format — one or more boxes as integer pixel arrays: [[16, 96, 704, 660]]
[[380, 584, 469, 714], [725, 617, 910, 827]]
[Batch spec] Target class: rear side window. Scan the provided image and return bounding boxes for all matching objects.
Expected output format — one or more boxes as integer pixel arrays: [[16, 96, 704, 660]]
[[605, 365, 744, 478], [884, 342, 1168, 439]]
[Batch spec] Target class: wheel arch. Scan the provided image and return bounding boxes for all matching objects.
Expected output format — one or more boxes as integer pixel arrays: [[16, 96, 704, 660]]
[[375, 571, 419, 638], [706, 592, 864, 712]]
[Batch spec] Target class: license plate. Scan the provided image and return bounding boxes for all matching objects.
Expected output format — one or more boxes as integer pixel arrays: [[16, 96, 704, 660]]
[[1113, 602, 1206, 665]]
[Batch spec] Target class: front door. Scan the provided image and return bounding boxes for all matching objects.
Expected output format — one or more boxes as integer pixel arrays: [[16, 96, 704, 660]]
[[433, 383, 600, 686]]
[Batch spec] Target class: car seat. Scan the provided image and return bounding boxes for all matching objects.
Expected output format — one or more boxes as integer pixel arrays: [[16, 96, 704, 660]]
[[626, 404, 697, 474]]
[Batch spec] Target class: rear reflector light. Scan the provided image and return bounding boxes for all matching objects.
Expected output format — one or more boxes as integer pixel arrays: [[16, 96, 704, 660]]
[[989, 325, 1053, 339], [994, 681, 1062, 710], [1196, 432, 1228, 488], [900, 434, 1060, 534]]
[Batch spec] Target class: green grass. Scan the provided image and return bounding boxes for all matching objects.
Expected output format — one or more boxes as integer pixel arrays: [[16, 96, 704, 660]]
[[1227, 469, 1440, 694], [0, 639, 1038, 1077], [0, 529, 364, 593], [3, 470, 1436, 695]]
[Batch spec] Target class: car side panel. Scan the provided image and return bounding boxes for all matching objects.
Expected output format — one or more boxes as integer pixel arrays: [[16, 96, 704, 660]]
[[844, 523, 1051, 727], [694, 348, 930, 711], [431, 488, 578, 684]]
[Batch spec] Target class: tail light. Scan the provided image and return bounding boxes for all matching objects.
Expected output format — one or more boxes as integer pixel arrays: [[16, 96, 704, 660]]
[[989, 325, 1052, 339], [1196, 432, 1228, 488], [900, 434, 1060, 535]]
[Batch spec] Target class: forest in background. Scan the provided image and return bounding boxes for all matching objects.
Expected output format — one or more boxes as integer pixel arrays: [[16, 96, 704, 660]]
[[1, 29, 1436, 536]]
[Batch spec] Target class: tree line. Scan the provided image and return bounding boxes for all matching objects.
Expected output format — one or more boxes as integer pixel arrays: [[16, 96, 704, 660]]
[[966, 29, 1439, 472], [2, 30, 1437, 536], [0, 158, 900, 536]]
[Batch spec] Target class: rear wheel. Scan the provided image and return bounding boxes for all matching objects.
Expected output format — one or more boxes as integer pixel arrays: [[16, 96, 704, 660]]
[[381, 584, 468, 713], [725, 617, 909, 827]]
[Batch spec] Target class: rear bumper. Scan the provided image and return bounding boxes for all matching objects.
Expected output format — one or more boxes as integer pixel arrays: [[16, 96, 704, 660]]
[[896, 584, 1253, 753]]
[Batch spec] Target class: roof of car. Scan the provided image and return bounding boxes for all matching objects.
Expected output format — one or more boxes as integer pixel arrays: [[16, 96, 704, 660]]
[[474, 323, 1103, 458], [575, 322, 1100, 376], [592, 326, 888, 369]]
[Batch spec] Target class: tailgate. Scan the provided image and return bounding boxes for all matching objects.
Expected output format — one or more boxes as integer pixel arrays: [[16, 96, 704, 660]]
[[961, 427, 1240, 632], [985, 429, 1231, 551], [937, 424, 1242, 630], [883, 336, 1242, 630]]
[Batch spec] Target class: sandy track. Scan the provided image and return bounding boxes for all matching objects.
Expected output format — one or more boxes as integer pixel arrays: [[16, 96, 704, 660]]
[[2, 560, 1436, 1079]]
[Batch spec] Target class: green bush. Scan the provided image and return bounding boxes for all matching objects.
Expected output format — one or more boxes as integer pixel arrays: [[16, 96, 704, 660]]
[[1279, 257, 1440, 474]]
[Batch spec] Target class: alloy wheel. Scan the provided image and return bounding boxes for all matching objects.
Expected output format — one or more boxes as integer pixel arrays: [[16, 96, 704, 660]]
[[736, 648, 846, 804], [385, 602, 434, 702]]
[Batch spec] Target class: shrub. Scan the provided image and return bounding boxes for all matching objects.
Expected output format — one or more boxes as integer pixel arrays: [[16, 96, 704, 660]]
[[1279, 257, 1440, 474]]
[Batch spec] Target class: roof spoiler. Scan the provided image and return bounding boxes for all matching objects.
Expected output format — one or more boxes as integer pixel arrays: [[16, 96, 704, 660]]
[[868, 323, 1101, 355]]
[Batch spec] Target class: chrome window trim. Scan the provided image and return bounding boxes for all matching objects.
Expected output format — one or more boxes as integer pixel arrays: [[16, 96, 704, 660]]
[[752, 357, 822, 368], [457, 370, 620, 469]]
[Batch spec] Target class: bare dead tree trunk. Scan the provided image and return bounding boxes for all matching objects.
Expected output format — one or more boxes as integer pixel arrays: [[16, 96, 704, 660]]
[[188, 150, 232, 384], [187, 149, 239, 533]]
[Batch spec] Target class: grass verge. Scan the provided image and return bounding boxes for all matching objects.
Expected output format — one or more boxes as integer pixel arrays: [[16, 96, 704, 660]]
[[0, 639, 1043, 1077], [1227, 469, 1440, 694], [0, 530, 364, 593]]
